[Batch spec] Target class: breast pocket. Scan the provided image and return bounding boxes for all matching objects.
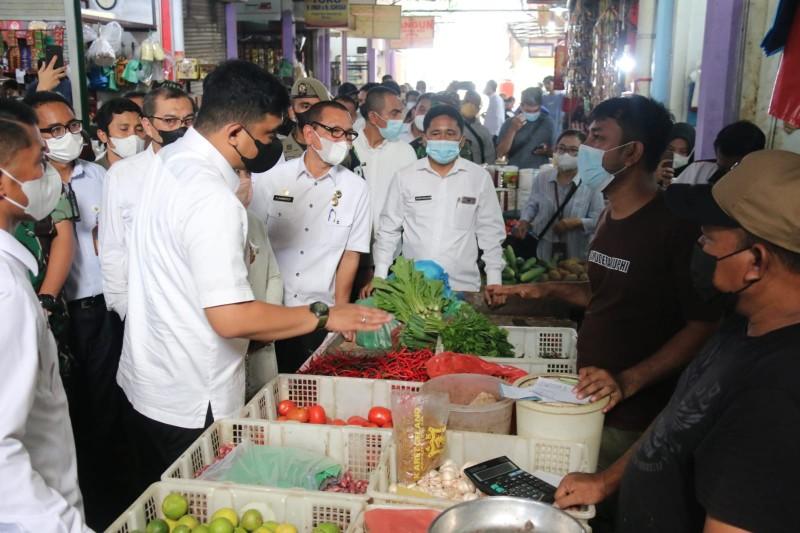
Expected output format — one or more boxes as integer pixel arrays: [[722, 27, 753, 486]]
[[404, 196, 437, 228], [325, 207, 353, 247], [452, 198, 478, 230], [266, 200, 300, 249]]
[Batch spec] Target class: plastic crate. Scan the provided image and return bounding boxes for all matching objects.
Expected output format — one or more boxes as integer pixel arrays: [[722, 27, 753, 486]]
[[437, 325, 578, 375], [106, 480, 365, 533], [162, 419, 389, 494], [367, 429, 594, 521], [241, 374, 422, 421]]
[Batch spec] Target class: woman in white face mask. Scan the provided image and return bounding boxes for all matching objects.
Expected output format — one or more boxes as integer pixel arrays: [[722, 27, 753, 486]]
[[513, 130, 606, 262], [94, 97, 145, 169], [656, 122, 696, 188]]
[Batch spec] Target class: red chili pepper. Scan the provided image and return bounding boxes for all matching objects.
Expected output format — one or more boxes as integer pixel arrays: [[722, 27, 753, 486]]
[[300, 349, 434, 381]]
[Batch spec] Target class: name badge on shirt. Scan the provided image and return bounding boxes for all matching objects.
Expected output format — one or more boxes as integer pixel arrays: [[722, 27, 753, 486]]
[[415, 195, 432, 201], [460, 196, 477, 205], [273, 195, 294, 203]]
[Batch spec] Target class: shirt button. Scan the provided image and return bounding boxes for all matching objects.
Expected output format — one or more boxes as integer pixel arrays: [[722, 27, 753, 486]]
[[300, 250, 304, 255], [294, 294, 297, 298], [309, 203, 313, 208], [295, 272, 300, 277], [305, 227, 309, 232]]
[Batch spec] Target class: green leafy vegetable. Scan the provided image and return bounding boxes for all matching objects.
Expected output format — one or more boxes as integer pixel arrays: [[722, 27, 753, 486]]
[[440, 306, 515, 358]]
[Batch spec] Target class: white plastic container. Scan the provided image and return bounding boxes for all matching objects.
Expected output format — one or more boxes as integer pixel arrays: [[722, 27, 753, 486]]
[[241, 373, 422, 421], [514, 374, 609, 472], [162, 418, 389, 495], [422, 374, 514, 434], [106, 480, 365, 533]]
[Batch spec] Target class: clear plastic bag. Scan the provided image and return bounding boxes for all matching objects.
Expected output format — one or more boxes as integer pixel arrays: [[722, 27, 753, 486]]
[[198, 441, 342, 490], [87, 21, 122, 66], [356, 297, 401, 350], [391, 390, 450, 484]]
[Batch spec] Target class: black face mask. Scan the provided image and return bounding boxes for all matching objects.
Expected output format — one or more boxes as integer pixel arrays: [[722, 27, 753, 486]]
[[235, 127, 283, 173], [690, 244, 757, 302], [156, 126, 188, 147]]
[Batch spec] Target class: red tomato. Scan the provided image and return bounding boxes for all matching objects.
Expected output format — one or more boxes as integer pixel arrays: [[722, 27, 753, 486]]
[[308, 405, 327, 424], [364, 422, 379, 428], [286, 407, 309, 423], [347, 416, 368, 426], [380, 421, 393, 428], [368, 407, 392, 427], [332, 419, 346, 426], [278, 400, 296, 416], [277, 416, 289, 421]]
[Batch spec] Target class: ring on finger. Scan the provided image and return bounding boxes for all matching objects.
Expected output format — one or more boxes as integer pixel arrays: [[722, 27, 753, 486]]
[[361, 315, 367, 324]]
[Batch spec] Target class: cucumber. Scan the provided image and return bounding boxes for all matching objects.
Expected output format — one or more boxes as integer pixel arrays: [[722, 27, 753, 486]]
[[504, 246, 517, 270], [521, 257, 538, 271], [503, 266, 516, 279], [516, 257, 525, 267], [520, 266, 547, 283]]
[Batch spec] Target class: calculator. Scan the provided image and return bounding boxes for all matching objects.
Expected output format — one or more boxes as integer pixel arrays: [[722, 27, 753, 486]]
[[464, 456, 557, 503]]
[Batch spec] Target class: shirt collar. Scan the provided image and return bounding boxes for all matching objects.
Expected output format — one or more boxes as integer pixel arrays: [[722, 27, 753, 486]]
[[0, 228, 38, 276], [296, 152, 338, 185], [421, 156, 467, 178], [181, 128, 240, 191], [546, 168, 580, 185]]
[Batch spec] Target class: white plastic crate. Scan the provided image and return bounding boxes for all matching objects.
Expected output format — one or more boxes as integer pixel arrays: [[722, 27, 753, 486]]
[[241, 374, 422, 421], [367, 429, 594, 521], [438, 326, 578, 375], [106, 480, 365, 533], [162, 419, 389, 494]]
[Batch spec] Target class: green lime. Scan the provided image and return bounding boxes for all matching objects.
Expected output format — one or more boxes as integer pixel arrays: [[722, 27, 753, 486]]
[[192, 526, 211, 533], [240, 509, 263, 531], [178, 515, 201, 529], [209, 517, 235, 533], [162, 493, 189, 520], [146, 519, 170, 533], [174, 526, 192, 533], [313, 523, 341, 533]]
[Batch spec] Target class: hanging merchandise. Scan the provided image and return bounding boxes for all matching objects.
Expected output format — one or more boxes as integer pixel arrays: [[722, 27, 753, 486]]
[[564, 0, 598, 129], [768, 7, 800, 127], [591, 2, 623, 107], [87, 21, 122, 67]]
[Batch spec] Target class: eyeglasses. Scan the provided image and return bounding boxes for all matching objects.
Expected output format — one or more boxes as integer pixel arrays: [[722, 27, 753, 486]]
[[556, 144, 579, 156], [40, 120, 83, 139], [312, 121, 359, 142], [149, 115, 195, 128]]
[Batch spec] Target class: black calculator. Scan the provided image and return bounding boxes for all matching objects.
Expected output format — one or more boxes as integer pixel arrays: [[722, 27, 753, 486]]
[[464, 456, 557, 503]]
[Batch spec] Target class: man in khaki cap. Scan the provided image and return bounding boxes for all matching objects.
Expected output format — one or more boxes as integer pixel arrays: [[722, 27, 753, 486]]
[[554, 150, 800, 533], [281, 77, 330, 160]]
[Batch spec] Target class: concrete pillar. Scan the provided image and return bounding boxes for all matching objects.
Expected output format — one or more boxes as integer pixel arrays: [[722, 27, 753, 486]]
[[695, 0, 746, 159], [282, 9, 295, 65], [171, 0, 184, 57], [386, 45, 395, 80], [367, 38, 376, 82], [341, 32, 348, 85], [225, 3, 238, 59], [651, 0, 674, 103], [634, 0, 657, 96], [322, 29, 331, 87]]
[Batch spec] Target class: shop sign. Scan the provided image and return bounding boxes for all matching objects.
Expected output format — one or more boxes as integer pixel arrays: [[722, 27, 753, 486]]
[[349, 5, 402, 39], [305, 0, 350, 29], [390, 17, 434, 49]]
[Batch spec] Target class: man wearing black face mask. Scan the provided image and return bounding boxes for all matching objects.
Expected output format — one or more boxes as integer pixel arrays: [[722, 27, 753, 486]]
[[100, 84, 196, 319], [555, 150, 800, 533], [116, 61, 391, 494]]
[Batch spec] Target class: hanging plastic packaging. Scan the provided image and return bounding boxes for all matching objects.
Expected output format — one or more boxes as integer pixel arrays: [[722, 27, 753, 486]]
[[87, 21, 122, 67]]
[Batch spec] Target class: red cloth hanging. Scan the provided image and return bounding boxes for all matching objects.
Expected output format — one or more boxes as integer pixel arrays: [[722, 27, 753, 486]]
[[769, 7, 800, 127]]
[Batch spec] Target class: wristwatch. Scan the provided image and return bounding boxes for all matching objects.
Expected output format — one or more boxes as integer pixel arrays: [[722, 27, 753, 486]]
[[309, 301, 329, 330]]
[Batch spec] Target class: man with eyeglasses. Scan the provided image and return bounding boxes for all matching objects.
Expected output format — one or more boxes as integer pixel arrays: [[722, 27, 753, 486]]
[[23, 90, 123, 526], [250, 100, 371, 372], [100, 85, 195, 321], [280, 77, 331, 161]]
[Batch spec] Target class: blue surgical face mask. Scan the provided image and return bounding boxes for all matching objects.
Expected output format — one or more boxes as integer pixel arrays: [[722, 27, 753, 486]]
[[378, 118, 405, 141], [524, 112, 540, 122], [578, 142, 634, 191], [426, 139, 461, 164]]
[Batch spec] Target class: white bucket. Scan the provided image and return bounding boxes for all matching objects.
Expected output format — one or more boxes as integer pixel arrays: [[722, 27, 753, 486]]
[[514, 374, 608, 472]]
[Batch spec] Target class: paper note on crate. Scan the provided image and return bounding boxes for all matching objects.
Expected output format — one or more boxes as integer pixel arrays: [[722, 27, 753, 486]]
[[500, 377, 590, 404]]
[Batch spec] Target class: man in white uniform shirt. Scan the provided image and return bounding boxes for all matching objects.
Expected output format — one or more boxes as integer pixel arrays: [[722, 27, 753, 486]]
[[100, 84, 196, 319], [0, 108, 91, 532], [117, 61, 389, 490], [251, 101, 371, 371], [370, 105, 507, 292]]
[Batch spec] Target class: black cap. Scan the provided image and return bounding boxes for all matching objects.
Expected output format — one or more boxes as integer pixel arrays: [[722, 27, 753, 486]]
[[665, 184, 739, 227]]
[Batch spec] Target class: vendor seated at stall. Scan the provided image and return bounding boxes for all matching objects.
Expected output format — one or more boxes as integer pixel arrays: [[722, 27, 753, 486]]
[[364, 105, 506, 294], [555, 150, 800, 533]]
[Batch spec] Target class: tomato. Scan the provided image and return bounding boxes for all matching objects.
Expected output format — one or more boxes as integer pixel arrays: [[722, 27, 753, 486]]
[[277, 416, 289, 421], [380, 421, 393, 428], [364, 422, 379, 428], [308, 405, 327, 424], [278, 400, 296, 416], [347, 416, 368, 426], [286, 407, 309, 423], [332, 419, 346, 426], [368, 407, 392, 427]]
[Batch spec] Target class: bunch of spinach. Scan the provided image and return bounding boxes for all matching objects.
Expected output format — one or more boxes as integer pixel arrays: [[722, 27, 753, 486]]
[[440, 305, 515, 358]]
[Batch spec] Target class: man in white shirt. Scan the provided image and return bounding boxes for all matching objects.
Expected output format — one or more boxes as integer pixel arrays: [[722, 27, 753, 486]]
[[93, 98, 145, 169], [0, 108, 91, 532], [370, 105, 507, 292], [251, 101, 371, 371], [100, 85, 196, 319], [118, 61, 389, 489], [483, 79, 505, 138]]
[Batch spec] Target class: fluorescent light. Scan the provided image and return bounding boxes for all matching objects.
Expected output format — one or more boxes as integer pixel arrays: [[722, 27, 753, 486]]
[[616, 53, 636, 73], [81, 9, 116, 20]]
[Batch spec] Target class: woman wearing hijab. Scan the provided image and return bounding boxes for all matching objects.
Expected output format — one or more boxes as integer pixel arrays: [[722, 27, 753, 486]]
[[656, 122, 695, 187]]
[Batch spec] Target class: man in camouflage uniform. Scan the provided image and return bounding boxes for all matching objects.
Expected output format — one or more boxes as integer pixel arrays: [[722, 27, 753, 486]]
[[280, 77, 330, 160]]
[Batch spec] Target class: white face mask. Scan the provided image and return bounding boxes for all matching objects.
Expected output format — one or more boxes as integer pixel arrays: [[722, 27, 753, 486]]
[[673, 151, 692, 169], [555, 152, 578, 171], [109, 134, 145, 159], [313, 130, 349, 167], [1, 163, 62, 221], [414, 114, 426, 132], [46, 132, 84, 163]]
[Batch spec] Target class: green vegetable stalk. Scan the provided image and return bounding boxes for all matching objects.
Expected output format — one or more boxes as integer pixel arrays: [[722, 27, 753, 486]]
[[440, 306, 515, 358]]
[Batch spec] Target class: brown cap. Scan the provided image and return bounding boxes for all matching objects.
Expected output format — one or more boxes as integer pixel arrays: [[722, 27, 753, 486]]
[[291, 77, 330, 101], [713, 150, 800, 253]]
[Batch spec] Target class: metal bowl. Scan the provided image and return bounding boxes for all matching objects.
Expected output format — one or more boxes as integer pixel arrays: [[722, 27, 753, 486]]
[[428, 497, 586, 533]]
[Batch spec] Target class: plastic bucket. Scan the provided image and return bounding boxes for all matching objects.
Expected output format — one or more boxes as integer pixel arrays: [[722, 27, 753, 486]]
[[422, 374, 514, 434], [513, 374, 608, 472]]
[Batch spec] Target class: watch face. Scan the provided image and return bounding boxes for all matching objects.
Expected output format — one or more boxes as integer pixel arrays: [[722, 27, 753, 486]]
[[310, 301, 329, 316], [95, 0, 117, 10]]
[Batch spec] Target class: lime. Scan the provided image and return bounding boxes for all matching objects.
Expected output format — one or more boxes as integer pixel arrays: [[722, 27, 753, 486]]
[[313, 523, 341, 533], [251, 528, 272, 533], [178, 515, 201, 529], [240, 509, 263, 532], [260, 521, 279, 533], [174, 527, 192, 533], [146, 519, 170, 533], [162, 493, 189, 520], [211, 508, 239, 527], [192, 527, 211, 533], [275, 524, 297, 533], [209, 517, 235, 533], [234, 529, 247, 533], [166, 518, 179, 531]]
